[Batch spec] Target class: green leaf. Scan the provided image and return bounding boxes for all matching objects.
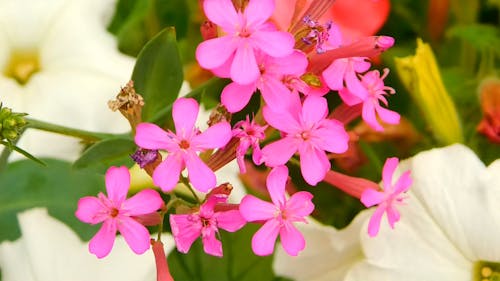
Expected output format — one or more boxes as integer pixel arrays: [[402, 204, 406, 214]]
[[168, 224, 290, 281], [447, 24, 500, 55], [0, 141, 46, 166], [132, 27, 183, 123], [0, 159, 104, 242], [73, 138, 136, 170]]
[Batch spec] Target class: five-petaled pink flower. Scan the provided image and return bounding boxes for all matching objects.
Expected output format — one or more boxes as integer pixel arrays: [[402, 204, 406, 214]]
[[75, 166, 164, 258], [261, 95, 349, 186], [196, 0, 295, 85], [232, 115, 267, 173], [339, 68, 400, 131], [170, 195, 246, 257], [360, 157, 412, 237], [239, 165, 314, 256], [134, 98, 232, 192]]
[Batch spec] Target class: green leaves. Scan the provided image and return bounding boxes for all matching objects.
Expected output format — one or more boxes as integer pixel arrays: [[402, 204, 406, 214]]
[[73, 138, 136, 170], [0, 159, 104, 242], [168, 224, 291, 281], [132, 27, 184, 124]]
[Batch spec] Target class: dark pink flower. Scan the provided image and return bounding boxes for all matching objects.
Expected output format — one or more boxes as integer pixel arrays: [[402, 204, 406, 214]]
[[170, 195, 246, 257], [361, 157, 412, 237], [232, 115, 267, 173], [261, 95, 349, 185], [196, 0, 295, 85], [134, 98, 232, 192], [75, 166, 164, 258], [239, 166, 314, 256]]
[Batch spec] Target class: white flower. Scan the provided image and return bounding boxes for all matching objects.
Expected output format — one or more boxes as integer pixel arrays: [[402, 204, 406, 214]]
[[0, 208, 174, 281], [0, 0, 133, 160], [273, 214, 368, 281], [345, 144, 500, 281]]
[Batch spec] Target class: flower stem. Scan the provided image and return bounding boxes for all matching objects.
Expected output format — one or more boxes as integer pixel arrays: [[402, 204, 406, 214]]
[[180, 176, 201, 203], [25, 118, 118, 143]]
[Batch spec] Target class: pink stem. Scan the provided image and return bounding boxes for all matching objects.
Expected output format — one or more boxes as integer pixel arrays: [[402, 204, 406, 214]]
[[323, 170, 379, 199], [151, 240, 175, 281]]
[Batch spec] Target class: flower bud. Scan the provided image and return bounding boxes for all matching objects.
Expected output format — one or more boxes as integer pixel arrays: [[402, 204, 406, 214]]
[[0, 104, 27, 143]]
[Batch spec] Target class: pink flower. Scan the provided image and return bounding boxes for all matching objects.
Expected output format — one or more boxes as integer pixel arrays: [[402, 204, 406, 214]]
[[232, 115, 267, 173], [360, 157, 412, 237], [170, 195, 246, 257], [75, 166, 164, 258], [339, 68, 400, 131], [134, 98, 232, 192], [239, 166, 314, 256], [196, 0, 295, 85], [221, 50, 308, 112], [261, 95, 349, 186]]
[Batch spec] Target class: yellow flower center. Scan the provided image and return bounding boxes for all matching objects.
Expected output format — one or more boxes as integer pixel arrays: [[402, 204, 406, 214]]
[[3, 51, 40, 85]]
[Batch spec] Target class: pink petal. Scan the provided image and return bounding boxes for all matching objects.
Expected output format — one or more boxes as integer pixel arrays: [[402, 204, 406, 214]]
[[191, 122, 232, 149], [117, 216, 151, 255], [214, 210, 246, 232], [270, 50, 308, 76], [196, 36, 238, 69], [376, 105, 400, 125], [251, 30, 294, 58], [323, 59, 347, 90], [89, 220, 117, 258], [75, 196, 106, 224], [279, 221, 306, 256], [360, 188, 384, 207], [152, 154, 183, 192], [221, 82, 257, 113], [122, 189, 164, 216], [231, 43, 259, 85], [200, 195, 226, 218], [286, 191, 315, 219], [185, 152, 216, 192], [135, 123, 175, 150], [173, 98, 199, 136], [105, 166, 130, 204], [382, 157, 399, 190], [367, 206, 385, 237], [393, 171, 412, 194], [299, 145, 330, 186], [267, 165, 289, 206], [338, 88, 363, 106], [262, 105, 300, 134], [386, 204, 401, 228], [170, 214, 202, 253], [362, 101, 383, 131], [301, 96, 328, 125], [260, 76, 294, 111], [239, 195, 277, 221], [244, 0, 275, 28], [344, 63, 369, 99], [252, 144, 263, 165], [261, 137, 298, 167], [251, 219, 280, 256], [203, 0, 238, 29], [313, 119, 349, 153], [202, 229, 223, 257]]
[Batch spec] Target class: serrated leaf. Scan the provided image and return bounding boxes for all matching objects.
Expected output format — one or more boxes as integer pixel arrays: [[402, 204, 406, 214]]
[[73, 138, 136, 169], [132, 27, 184, 124], [0, 159, 104, 242], [168, 224, 289, 281]]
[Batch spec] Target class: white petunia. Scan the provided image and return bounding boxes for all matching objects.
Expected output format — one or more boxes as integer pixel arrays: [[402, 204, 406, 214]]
[[345, 144, 500, 281], [0, 0, 133, 160], [0, 208, 174, 281]]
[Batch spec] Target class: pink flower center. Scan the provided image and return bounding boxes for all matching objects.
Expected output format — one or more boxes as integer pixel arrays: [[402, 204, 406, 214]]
[[300, 131, 311, 141], [110, 208, 119, 218], [179, 139, 190, 149]]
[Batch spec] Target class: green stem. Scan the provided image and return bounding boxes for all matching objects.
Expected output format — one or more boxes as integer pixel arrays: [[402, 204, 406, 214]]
[[180, 176, 201, 203], [358, 141, 383, 174], [25, 118, 118, 142]]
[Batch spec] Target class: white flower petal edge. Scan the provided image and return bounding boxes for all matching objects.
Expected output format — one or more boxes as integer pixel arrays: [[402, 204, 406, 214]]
[[273, 212, 369, 281], [0, 208, 174, 281], [345, 144, 500, 281]]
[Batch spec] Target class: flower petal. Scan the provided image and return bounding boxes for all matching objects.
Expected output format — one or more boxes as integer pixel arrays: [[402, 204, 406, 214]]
[[261, 137, 298, 167], [367, 205, 385, 237], [221, 82, 257, 113], [196, 36, 238, 69], [135, 123, 174, 150], [263, 105, 301, 133], [362, 101, 383, 131], [360, 188, 384, 208], [231, 43, 259, 85], [239, 195, 277, 221], [286, 191, 315, 219], [202, 229, 223, 257], [170, 214, 202, 254], [89, 220, 117, 258], [376, 105, 400, 125], [214, 210, 247, 232], [260, 76, 294, 111], [122, 189, 164, 216], [173, 98, 199, 136], [191, 122, 232, 149], [323, 59, 348, 90], [382, 157, 399, 190], [244, 0, 275, 27], [267, 165, 289, 206], [203, 0, 238, 28], [152, 154, 183, 192], [252, 219, 280, 256], [105, 166, 130, 204], [279, 222, 306, 256], [75, 196, 106, 224], [185, 152, 217, 192], [301, 96, 328, 126], [117, 216, 151, 255], [313, 119, 349, 154], [299, 145, 330, 186], [251, 30, 294, 58]]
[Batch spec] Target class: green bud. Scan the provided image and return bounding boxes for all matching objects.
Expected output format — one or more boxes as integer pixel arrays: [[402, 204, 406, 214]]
[[2, 129, 18, 141], [3, 118, 16, 129], [0, 107, 12, 120], [0, 104, 27, 142]]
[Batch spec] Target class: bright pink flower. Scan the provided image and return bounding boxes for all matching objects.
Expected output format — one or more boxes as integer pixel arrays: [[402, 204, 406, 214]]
[[361, 157, 412, 237], [196, 0, 295, 85], [232, 115, 267, 173], [134, 98, 232, 192], [75, 166, 164, 258], [261, 95, 349, 186], [338, 68, 400, 131], [221, 50, 308, 112], [170, 195, 246, 257], [239, 166, 314, 256]]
